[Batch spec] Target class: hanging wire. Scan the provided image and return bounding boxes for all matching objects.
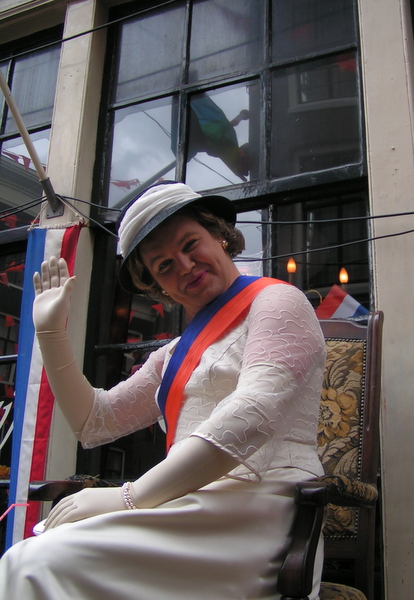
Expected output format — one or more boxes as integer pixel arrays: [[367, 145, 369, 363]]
[[0, 196, 44, 218], [57, 196, 119, 238], [237, 210, 414, 225], [3, 192, 414, 257], [62, 195, 122, 212], [235, 225, 414, 263], [4, 0, 178, 63]]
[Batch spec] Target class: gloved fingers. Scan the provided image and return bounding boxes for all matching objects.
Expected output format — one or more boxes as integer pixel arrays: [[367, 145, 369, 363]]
[[43, 487, 126, 530], [35, 257, 70, 294], [48, 255, 61, 289], [39, 258, 52, 291], [57, 257, 70, 286], [44, 495, 76, 530], [33, 270, 43, 297]]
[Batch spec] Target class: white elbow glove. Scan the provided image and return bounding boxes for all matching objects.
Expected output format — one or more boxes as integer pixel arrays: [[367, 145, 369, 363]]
[[32, 256, 94, 434], [43, 437, 239, 530], [128, 436, 239, 509]]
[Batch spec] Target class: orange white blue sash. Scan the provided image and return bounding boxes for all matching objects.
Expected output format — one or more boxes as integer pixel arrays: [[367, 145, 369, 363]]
[[158, 275, 286, 449]]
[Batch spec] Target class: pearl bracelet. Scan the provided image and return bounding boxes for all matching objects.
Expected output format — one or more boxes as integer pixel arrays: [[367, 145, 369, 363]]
[[122, 482, 138, 510]]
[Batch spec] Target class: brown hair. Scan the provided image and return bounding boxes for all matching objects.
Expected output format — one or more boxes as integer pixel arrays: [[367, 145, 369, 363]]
[[125, 205, 245, 303]]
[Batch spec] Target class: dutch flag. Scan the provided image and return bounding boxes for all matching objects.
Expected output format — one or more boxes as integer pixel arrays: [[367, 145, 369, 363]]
[[315, 284, 369, 320], [5, 224, 82, 548]]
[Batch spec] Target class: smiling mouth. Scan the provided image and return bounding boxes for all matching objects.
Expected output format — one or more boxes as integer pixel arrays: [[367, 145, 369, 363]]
[[186, 271, 207, 289]]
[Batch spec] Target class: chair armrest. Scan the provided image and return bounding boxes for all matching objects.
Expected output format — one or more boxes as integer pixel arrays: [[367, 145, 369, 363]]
[[28, 475, 121, 505], [315, 475, 378, 509], [277, 477, 377, 599], [277, 482, 328, 599], [28, 480, 85, 502]]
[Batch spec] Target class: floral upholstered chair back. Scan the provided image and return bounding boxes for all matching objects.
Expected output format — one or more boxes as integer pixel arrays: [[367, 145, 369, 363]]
[[317, 335, 367, 539]]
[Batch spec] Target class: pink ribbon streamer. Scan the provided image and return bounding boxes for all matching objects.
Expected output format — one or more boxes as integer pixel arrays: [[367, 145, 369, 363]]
[[0, 503, 29, 522]]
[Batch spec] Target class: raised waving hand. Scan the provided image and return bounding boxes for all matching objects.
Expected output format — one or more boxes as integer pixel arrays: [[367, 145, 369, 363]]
[[33, 256, 75, 333]]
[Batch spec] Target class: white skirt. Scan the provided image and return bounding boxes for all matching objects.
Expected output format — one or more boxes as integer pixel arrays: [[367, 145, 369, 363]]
[[0, 467, 323, 600]]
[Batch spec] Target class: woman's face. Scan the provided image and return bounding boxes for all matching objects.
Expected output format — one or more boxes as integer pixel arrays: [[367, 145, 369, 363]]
[[139, 214, 240, 318]]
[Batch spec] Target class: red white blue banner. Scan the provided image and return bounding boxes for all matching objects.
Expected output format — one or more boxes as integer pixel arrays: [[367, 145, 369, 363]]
[[6, 224, 82, 548], [315, 284, 369, 319]]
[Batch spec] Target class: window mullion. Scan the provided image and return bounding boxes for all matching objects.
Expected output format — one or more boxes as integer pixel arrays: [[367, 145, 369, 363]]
[[176, 0, 192, 183]]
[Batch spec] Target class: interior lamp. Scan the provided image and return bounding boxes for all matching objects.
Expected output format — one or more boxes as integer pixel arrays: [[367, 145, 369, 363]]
[[287, 257, 296, 284], [339, 267, 349, 285]]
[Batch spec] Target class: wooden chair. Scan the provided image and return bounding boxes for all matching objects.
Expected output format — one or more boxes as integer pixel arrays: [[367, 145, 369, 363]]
[[277, 311, 384, 600]]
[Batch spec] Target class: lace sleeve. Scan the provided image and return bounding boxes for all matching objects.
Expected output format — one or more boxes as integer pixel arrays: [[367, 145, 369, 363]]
[[80, 343, 169, 449], [191, 284, 326, 479]]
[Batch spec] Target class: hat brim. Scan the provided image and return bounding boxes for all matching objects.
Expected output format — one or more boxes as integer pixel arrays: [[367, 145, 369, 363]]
[[118, 194, 236, 294]]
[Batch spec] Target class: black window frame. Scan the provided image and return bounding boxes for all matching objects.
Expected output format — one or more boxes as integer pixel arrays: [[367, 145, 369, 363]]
[[0, 25, 63, 249], [91, 0, 364, 226]]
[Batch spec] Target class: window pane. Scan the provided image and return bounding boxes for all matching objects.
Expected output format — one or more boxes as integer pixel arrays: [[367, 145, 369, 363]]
[[0, 131, 50, 229], [235, 210, 264, 277], [0, 62, 7, 122], [272, 0, 356, 61], [5, 46, 60, 134], [0, 249, 26, 470], [269, 198, 369, 307], [106, 290, 176, 384], [114, 3, 186, 103], [186, 82, 259, 191], [189, 0, 264, 83], [306, 200, 369, 299], [271, 52, 361, 178], [108, 98, 176, 208]]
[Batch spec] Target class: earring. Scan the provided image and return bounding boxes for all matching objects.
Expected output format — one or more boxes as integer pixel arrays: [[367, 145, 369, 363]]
[[162, 290, 170, 297], [221, 239, 228, 251]]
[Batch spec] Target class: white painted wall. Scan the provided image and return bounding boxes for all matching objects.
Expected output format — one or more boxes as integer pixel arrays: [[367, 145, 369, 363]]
[[358, 0, 414, 597]]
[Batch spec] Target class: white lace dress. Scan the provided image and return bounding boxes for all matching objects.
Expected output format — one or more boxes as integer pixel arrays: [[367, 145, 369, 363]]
[[0, 284, 326, 600]]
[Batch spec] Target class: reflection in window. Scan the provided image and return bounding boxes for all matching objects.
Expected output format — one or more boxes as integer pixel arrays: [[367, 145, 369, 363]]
[[189, 0, 264, 83], [235, 210, 264, 277], [186, 83, 259, 191], [0, 250, 25, 469], [297, 53, 358, 103], [108, 98, 176, 208], [4, 46, 60, 134], [103, 273, 177, 386], [121, 294, 176, 380], [272, 0, 356, 62], [114, 3, 186, 103], [0, 133, 50, 229], [306, 200, 368, 295], [0, 40, 60, 230], [271, 52, 361, 178], [269, 197, 369, 306]]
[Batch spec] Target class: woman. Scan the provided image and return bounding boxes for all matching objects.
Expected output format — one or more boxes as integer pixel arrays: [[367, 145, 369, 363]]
[[0, 181, 326, 599]]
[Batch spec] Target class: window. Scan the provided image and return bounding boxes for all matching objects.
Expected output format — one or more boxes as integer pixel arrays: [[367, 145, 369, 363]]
[[97, 0, 361, 210], [189, 0, 265, 82], [186, 83, 260, 189], [0, 33, 61, 231], [267, 190, 369, 307], [271, 52, 360, 178], [0, 30, 61, 472]]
